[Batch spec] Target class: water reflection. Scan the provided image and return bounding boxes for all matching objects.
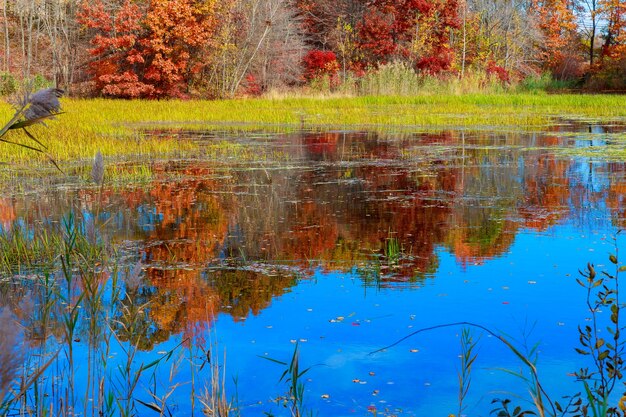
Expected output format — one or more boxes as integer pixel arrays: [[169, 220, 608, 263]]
[[1, 128, 624, 333], [3, 126, 626, 416]]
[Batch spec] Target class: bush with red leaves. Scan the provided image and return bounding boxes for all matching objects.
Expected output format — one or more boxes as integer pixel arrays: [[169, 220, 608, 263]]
[[486, 61, 510, 83], [302, 50, 339, 82]]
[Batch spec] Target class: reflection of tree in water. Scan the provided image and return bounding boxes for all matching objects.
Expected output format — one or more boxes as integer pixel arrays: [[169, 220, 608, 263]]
[[518, 136, 572, 231], [444, 139, 520, 265], [145, 163, 230, 262], [130, 164, 230, 347], [228, 132, 459, 280], [4, 128, 619, 343], [114, 286, 172, 351], [114, 267, 220, 351], [603, 163, 626, 229], [272, 130, 583, 275], [206, 269, 297, 320], [267, 132, 457, 279], [0, 197, 16, 231]]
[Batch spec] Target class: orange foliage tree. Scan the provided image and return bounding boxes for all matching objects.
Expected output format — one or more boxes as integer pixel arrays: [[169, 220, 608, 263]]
[[531, 0, 583, 78], [77, 0, 218, 98], [601, 0, 626, 57]]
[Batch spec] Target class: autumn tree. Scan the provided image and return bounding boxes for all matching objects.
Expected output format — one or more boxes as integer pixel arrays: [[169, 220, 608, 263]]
[[294, 0, 363, 48], [578, 0, 626, 89], [355, 0, 460, 74], [597, 0, 626, 60], [302, 49, 339, 84], [456, 0, 542, 76], [0, 0, 83, 91], [291, 0, 366, 82], [77, 0, 218, 98], [531, 0, 584, 78], [201, 0, 305, 98], [39, 0, 83, 90], [77, 0, 150, 97], [144, 0, 218, 97], [576, 0, 602, 65]]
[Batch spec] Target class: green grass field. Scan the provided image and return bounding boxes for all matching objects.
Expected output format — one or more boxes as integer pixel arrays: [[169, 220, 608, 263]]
[[0, 93, 624, 164]]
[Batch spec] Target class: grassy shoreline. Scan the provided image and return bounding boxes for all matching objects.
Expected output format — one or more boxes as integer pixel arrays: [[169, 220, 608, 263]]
[[0, 93, 624, 164]]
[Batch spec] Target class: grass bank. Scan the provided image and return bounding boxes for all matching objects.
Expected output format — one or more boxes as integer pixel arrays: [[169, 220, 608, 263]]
[[0, 93, 624, 165]]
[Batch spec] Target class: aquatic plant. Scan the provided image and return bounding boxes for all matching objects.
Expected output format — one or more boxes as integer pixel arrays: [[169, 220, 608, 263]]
[[569, 236, 626, 417], [458, 328, 479, 417], [373, 241, 626, 417], [0, 209, 249, 417], [199, 343, 236, 417], [264, 343, 314, 417], [384, 235, 401, 266]]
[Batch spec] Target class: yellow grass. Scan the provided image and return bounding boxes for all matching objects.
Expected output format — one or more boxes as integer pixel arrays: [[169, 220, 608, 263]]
[[0, 93, 623, 165]]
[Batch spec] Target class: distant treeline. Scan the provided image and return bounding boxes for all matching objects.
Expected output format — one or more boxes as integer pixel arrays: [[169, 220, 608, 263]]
[[0, 0, 624, 98]]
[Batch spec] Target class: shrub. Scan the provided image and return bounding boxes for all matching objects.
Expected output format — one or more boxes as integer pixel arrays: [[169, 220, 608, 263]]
[[486, 61, 510, 84], [302, 50, 339, 85], [517, 73, 576, 93], [0, 73, 17, 96], [357, 61, 420, 96], [29, 74, 53, 91], [584, 57, 626, 91]]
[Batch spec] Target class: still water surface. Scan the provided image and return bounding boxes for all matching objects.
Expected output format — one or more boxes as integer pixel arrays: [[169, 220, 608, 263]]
[[4, 125, 626, 416]]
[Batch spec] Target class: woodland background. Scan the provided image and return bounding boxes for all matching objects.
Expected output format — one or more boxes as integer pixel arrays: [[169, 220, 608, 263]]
[[0, 0, 625, 99]]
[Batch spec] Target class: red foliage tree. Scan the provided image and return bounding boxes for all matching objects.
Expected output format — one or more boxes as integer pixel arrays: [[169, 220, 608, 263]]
[[302, 49, 339, 81], [77, 0, 154, 98], [486, 61, 510, 83], [355, 0, 460, 74], [600, 0, 626, 58], [77, 0, 217, 98], [144, 0, 217, 97]]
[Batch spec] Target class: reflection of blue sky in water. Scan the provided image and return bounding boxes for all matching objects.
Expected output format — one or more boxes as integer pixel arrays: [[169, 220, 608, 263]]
[[147, 222, 619, 416], [242, 225, 613, 416]]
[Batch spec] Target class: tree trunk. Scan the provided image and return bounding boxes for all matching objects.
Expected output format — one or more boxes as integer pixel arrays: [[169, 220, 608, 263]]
[[2, 0, 9, 72]]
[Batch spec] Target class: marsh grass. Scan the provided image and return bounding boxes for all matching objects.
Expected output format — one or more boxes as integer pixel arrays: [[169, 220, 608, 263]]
[[0, 207, 243, 417], [0, 94, 625, 166], [199, 343, 236, 417], [353, 63, 511, 96], [0, 226, 62, 273], [383, 234, 401, 266], [263, 343, 313, 417], [458, 328, 479, 417]]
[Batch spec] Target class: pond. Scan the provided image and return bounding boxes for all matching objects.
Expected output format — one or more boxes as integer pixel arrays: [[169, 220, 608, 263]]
[[2, 124, 626, 416]]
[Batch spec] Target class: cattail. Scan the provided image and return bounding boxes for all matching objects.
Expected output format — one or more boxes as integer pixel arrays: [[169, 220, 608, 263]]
[[0, 87, 65, 172], [91, 151, 104, 185], [22, 88, 63, 122]]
